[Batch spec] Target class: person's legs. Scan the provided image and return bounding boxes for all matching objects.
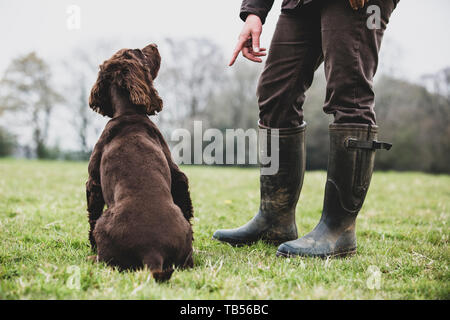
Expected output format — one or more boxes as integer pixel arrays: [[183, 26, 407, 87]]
[[322, 0, 398, 124], [277, 0, 396, 257], [213, 5, 323, 245], [258, 6, 323, 128]]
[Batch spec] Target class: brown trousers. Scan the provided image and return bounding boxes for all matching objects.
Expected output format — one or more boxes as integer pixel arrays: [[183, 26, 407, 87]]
[[257, 0, 398, 128]]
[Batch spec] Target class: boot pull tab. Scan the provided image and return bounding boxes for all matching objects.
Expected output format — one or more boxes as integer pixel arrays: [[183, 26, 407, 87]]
[[345, 138, 392, 151]]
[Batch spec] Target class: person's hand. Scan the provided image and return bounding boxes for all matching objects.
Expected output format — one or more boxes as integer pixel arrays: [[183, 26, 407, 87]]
[[229, 14, 267, 66], [349, 0, 369, 10]]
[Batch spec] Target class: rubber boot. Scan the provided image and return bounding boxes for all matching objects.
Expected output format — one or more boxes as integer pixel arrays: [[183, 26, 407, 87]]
[[212, 122, 307, 246], [277, 123, 391, 257]]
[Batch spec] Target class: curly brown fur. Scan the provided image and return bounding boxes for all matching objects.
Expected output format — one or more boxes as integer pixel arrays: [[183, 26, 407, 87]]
[[89, 44, 163, 117], [86, 44, 194, 281]]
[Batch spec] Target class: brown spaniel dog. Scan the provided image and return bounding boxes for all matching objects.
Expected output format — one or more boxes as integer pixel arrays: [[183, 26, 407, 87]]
[[86, 43, 193, 282]]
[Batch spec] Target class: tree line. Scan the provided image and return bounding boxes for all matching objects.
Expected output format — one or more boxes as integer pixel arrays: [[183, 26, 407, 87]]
[[0, 38, 449, 173]]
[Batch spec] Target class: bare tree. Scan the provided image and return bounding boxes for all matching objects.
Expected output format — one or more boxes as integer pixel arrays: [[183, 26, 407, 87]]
[[157, 38, 225, 129], [205, 62, 261, 130], [0, 52, 62, 158]]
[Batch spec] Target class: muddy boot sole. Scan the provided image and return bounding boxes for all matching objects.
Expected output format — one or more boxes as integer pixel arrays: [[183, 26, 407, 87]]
[[212, 236, 292, 247], [276, 247, 357, 259]]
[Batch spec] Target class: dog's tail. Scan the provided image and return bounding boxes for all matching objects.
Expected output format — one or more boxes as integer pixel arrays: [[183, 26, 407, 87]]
[[144, 253, 174, 282], [151, 268, 174, 282]]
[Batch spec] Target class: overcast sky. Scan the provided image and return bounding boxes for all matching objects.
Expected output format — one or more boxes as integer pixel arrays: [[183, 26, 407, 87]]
[[0, 0, 449, 81]]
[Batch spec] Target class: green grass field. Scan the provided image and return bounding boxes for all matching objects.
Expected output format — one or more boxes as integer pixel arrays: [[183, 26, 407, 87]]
[[0, 159, 448, 299]]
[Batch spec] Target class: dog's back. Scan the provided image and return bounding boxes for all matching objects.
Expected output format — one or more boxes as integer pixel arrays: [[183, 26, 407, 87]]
[[89, 115, 193, 280]]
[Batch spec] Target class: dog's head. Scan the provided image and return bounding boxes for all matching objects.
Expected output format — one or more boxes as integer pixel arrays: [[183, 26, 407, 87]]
[[89, 43, 162, 117]]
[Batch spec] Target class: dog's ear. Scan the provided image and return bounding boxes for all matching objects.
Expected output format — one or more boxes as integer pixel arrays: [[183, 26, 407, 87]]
[[89, 66, 113, 117], [112, 48, 162, 115], [119, 65, 163, 115], [139, 44, 163, 115], [141, 43, 161, 79], [145, 78, 163, 115]]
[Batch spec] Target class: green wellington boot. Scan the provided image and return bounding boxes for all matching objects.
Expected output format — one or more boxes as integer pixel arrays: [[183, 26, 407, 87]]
[[212, 122, 306, 246], [277, 123, 391, 258]]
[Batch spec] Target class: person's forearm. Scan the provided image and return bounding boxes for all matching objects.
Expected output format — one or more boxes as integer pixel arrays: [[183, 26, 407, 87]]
[[240, 0, 275, 25]]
